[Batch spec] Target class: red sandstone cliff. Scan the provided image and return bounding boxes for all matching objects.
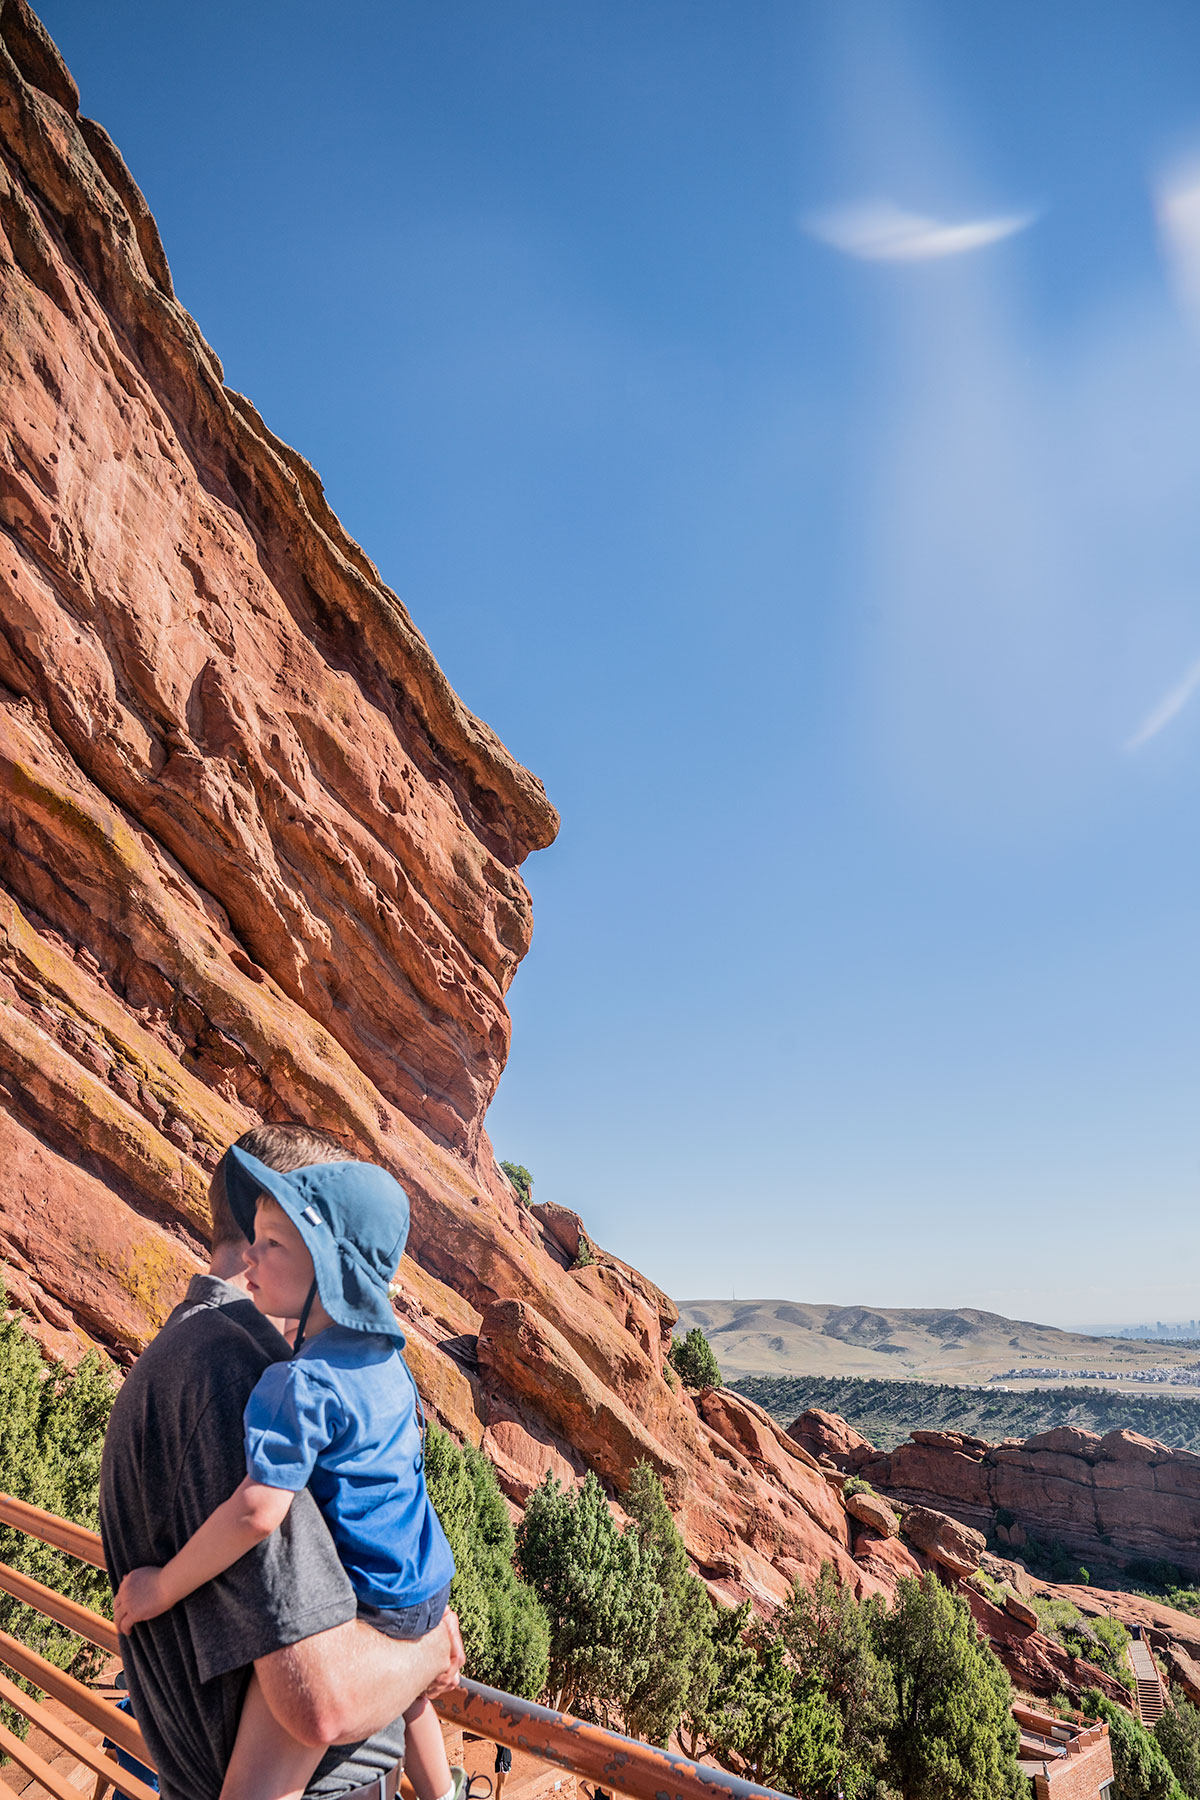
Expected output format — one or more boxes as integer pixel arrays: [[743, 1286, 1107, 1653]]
[[792, 1412, 1200, 1585], [0, 0, 906, 1614]]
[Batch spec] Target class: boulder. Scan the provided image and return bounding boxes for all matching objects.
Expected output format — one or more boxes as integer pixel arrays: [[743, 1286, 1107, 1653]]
[[1004, 1591, 1040, 1630], [845, 1490, 900, 1538], [901, 1506, 986, 1575], [529, 1202, 587, 1263], [788, 1408, 876, 1468], [1166, 1643, 1200, 1709]]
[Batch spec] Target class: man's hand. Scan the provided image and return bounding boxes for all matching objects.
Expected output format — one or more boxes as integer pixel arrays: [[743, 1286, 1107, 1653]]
[[422, 1608, 465, 1699], [114, 1566, 171, 1634]]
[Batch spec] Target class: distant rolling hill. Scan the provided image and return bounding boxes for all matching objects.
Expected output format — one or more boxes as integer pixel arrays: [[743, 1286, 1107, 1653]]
[[675, 1299, 1200, 1392]]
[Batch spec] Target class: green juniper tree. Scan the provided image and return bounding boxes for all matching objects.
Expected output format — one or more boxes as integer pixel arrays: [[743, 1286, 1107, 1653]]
[[622, 1462, 715, 1746], [874, 1575, 1025, 1800], [500, 1163, 533, 1207], [1082, 1690, 1185, 1800], [669, 1327, 721, 1390], [0, 1291, 118, 1735], [516, 1470, 663, 1728], [424, 1424, 549, 1697], [1155, 1694, 1200, 1798], [680, 1596, 845, 1795], [777, 1562, 896, 1798]]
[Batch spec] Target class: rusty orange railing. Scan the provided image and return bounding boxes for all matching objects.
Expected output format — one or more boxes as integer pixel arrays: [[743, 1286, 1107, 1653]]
[[0, 1492, 793, 1800]]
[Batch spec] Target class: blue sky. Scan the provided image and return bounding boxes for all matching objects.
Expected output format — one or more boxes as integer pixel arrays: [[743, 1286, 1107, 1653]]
[[39, 1, 1200, 1327]]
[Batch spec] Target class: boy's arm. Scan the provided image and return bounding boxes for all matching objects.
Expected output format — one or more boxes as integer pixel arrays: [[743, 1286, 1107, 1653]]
[[113, 1477, 294, 1633]]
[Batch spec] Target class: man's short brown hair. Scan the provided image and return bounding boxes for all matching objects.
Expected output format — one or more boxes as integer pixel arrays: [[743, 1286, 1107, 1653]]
[[208, 1122, 350, 1249]]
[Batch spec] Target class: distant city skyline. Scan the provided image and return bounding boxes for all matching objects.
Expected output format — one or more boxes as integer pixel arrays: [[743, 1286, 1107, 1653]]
[[39, 0, 1200, 1322]]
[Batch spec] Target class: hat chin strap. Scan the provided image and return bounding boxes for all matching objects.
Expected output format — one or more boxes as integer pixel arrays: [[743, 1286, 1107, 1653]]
[[293, 1279, 319, 1354]]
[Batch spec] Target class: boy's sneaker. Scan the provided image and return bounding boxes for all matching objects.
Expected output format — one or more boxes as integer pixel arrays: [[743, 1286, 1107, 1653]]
[[450, 1771, 492, 1800]]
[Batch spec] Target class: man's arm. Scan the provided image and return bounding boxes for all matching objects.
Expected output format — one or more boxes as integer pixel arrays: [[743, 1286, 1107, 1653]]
[[254, 1608, 464, 1748]]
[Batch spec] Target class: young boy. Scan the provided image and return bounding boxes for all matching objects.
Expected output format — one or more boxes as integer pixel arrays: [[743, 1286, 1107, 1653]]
[[114, 1151, 459, 1800]]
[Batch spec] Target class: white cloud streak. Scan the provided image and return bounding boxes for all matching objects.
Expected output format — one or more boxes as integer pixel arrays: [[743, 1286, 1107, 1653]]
[[1155, 160, 1200, 330], [1125, 656, 1200, 751], [804, 199, 1037, 263]]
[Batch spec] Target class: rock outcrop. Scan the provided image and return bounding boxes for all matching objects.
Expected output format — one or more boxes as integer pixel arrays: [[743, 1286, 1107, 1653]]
[[791, 1411, 1200, 1581], [0, 0, 912, 1612]]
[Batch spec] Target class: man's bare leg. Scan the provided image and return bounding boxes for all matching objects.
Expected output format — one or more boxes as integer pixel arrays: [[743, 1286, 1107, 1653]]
[[219, 1671, 323, 1800], [402, 1696, 455, 1800]]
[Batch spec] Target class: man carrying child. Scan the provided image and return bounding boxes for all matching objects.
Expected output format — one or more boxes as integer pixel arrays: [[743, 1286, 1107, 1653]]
[[100, 1124, 464, 1800]]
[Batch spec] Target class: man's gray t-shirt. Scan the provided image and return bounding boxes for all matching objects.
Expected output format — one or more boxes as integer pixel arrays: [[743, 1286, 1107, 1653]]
[[99, 1276, 405, 1800]]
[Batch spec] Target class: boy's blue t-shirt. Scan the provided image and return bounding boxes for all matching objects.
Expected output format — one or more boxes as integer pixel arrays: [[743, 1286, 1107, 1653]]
[[243, 1325, 454, 1612]]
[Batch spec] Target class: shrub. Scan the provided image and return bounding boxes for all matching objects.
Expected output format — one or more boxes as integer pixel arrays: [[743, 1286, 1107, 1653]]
[[500, 1162, 533, 1206], [573, 1235, 596, 1269], [669, 1327, 721, 1390], [777, 1562, 895, 1798], [1082, 1689, 1185, 1800], [424, 1424, 549, 1697], [1156, 1696, 1200, 1798], [682, 1598, 845, 1794], [842, 1476, 876, 1500], [516, 1470, 663, 1728], [1127, 1559, 1184, 1593], [622, 1463, 714, 1746], [0, 1294, 118, 1736], [875, 1574, 1025, 1800]]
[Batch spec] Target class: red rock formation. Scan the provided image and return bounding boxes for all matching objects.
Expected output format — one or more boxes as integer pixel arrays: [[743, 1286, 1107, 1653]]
[[0, 0, 912, 1615], [791, 1411, 1200, 1583]]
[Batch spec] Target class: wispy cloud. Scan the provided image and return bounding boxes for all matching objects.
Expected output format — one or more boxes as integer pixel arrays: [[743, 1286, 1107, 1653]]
[[1155, 159, 1200, 329], [804, 199, 1037, 263], [1125, 656, 1200, 751]]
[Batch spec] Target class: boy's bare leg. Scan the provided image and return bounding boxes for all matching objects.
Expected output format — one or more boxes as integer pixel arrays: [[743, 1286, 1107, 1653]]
[[402, 1695, 455, 1800], [219, 1669, 324, 1800]]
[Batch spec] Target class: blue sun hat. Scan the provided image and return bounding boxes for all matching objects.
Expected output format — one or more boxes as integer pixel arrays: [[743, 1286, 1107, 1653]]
[[223, 1147, 409, 1346]]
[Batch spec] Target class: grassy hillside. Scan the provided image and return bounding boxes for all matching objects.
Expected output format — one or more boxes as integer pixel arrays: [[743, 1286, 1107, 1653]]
[[678, 1298, 1200, 1389], [735, 1373, 1200, 1453]]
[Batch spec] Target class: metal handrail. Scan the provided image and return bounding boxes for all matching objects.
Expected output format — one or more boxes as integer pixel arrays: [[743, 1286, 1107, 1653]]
[[440, 1680, 790, 1800], [0, 1492, 795, 1800]]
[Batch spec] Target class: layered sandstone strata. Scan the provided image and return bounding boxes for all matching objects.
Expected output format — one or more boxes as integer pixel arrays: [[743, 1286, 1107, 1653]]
[[793, 1411, 1200, 1583], [0, 0, 900, 1611]]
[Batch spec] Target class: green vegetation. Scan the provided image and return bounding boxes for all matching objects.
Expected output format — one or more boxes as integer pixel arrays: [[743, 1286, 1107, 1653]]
[[1027, 1596, 1130, 1684], [500, 1161, 533, 1206], [623, 1463, 715, 1746], [519, 1476, 1024, 1800], [572, 1235, 596, 1269], [0, 1292, 117, 1736], [1155, 1696, 1200, 1797], [878, 1574, 1024, 1800], [423, 1424, 549, 1697], [1081, 1689, 1186, 1800], [516, 1468, 669, 1730], [1125, 1560, 1200, 1616], [670, 1326, 722, 1390], [736, 1372, 1200, 1452]]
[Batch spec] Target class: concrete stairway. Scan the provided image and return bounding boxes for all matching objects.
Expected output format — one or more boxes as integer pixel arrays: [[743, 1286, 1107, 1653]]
[[1128, 1638, 1166, 1725]]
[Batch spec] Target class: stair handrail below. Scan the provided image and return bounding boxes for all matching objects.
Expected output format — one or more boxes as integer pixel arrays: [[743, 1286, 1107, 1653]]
[[0, 1491, 796, 1800]]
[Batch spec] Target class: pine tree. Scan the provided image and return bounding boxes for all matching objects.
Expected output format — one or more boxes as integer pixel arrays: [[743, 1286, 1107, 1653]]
[[669, 1327, 721, 1390], [1082, 1690, 1185, 1800]]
